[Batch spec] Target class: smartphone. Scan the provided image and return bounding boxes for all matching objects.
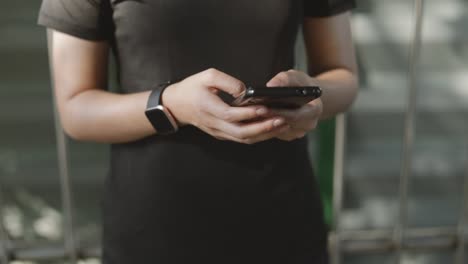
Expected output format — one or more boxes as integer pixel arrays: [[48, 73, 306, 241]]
[[220, 86, 322, 109]]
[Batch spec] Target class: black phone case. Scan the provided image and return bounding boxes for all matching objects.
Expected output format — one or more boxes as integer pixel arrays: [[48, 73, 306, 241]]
[[222, 86, 322, 109]]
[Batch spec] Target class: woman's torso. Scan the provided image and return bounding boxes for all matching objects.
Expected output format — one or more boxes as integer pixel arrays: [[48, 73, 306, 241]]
[[103, 0, 327, 262], [110, 0, 301, 91]]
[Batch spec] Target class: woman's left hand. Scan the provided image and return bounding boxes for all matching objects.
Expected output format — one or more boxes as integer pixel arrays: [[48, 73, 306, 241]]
[[266, 69, 323, 141]]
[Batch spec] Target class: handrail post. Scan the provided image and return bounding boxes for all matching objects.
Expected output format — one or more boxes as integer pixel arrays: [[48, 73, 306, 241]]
[[455, 148, 468, 264], [395, 0, 425, 263], [47, 30, 78, 264], [331, 114, 347, 264], [0, 186, 10, 263]]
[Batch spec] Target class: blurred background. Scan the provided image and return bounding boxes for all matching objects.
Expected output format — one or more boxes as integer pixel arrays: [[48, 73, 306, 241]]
[[0, 0, 467, 263]]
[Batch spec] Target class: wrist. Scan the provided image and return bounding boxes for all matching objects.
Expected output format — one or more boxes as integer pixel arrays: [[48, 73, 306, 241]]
[[144, 82, 179, 135], [161, 82, 189, 126], [306, 77, 325, 119]]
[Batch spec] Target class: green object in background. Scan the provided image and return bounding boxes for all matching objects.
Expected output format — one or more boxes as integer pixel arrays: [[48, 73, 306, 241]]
[[316, 118, 335, 227]]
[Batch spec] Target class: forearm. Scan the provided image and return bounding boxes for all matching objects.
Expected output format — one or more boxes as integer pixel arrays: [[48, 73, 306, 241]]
[[61, 89, 155, 143], [314, 68, 358, 119]]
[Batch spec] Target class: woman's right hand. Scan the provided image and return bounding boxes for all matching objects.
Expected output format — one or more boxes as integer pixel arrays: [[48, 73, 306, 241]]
[[162, 68, 289, 144]]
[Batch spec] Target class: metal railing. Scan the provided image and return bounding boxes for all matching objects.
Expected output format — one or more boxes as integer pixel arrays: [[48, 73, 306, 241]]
[[330, 0, 468, 263], [456, 149, 468, 264], [48, 29, 79, 264], [0, 0, 467, 263], [0, 185, 10, 263]]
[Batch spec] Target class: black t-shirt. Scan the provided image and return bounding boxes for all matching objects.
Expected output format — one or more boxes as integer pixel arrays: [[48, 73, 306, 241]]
[[38, 1, 355, 263]]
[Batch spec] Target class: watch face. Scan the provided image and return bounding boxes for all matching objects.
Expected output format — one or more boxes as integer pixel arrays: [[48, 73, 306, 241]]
[[145, 106, 177, 135]]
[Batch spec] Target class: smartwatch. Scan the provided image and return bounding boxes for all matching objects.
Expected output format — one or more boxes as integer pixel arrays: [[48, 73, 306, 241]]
[[145, 82, 179, 135]]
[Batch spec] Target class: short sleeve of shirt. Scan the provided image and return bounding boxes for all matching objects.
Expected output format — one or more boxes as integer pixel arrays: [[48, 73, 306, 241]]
[[304, 0, 356, 17], [37, 0, 113, 41]]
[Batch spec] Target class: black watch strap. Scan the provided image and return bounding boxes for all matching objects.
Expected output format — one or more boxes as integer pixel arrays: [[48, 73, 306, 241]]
[[145, 81, 178, 135], [146, 81, 172, 109]]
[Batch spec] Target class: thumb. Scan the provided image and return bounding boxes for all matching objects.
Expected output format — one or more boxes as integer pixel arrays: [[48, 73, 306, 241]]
[[199, 68, 245, 96], [266, 72, 288, 87]]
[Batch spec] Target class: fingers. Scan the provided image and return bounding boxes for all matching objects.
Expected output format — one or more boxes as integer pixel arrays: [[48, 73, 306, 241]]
[[268, 103, 321, 133], [269, 108, 298, 121], [244, 124, 290, 144], [272, 103, 321, 121], [198, 68, 246, 97], [216, 106, 269, 123], [201, 92, 270, 123], [189, 68, 321, 144], [218, 124, 290, 144], [217, 118, 286, 144], [213, 117, 286, 144]]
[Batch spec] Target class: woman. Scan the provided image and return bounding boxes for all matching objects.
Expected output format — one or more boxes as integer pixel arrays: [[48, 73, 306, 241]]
[[38, 0, 358, 263]]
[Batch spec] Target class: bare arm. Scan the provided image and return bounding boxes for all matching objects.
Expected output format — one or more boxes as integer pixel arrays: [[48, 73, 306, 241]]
[[265, 12, 358, 141], [303, 12, 359, 119], [48, 30, 155, 143], [48, 30, 286, 144]]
